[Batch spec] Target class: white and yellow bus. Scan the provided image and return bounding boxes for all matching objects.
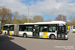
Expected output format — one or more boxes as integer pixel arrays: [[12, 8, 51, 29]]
[[3, 21, 68, 40]]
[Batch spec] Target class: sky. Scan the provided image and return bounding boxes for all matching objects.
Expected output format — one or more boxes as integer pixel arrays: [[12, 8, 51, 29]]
[[0, 0, 75, 21]]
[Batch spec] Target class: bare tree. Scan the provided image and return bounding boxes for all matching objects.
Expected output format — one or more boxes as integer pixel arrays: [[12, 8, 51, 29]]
[[54, 14, 66, 21], [0, 6, 13, 26], [45, 19, 52, 22], [70, 17, 75, 25], [33, 16, 43, 22], [13, 11, 19, 20]]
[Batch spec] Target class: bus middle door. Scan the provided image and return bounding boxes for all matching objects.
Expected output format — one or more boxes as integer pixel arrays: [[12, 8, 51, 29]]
[[33, 25, 39, 37]]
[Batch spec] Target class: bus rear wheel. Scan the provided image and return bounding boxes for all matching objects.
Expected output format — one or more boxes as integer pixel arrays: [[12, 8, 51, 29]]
[[23, 34, 27, 38], [50, 35, 55, 39]]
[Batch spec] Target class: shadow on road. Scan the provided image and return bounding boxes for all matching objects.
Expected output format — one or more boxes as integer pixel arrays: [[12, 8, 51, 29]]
[[0, 35, 26, 50]]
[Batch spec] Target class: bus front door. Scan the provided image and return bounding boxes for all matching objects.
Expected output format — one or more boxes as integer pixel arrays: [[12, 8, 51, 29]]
[[57, 26, 65, 39]]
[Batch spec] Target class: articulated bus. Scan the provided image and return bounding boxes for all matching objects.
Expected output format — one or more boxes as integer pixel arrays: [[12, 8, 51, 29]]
[[3, 21, 68, 40]]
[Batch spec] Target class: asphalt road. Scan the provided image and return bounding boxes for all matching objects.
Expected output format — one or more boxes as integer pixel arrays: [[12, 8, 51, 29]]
[[0, 32, 75, 50]]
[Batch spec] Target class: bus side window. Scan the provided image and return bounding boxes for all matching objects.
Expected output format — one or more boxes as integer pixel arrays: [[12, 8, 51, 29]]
[[26, 26, 33, 32], [40, 26, 48, 32], [52, 26, 56, 32], [49, 26, 56, 32], [42, 28, 47, 32], [49, 27, 52, 32], [19, 25, 26, 31], [24, 29, 27, 31], [40, 27, 43, 32]]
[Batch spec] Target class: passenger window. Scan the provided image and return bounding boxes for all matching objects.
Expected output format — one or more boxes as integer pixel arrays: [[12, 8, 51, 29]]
[[42, 28, 47, 32], [40, 27, 43, 32], [26, 26, 33, 32], [19, 25, 26, 31], [49, 26, 56, 32], [53, 26, 56, 31], [10, 26, 14, 31], [40, 26, 48, 32], [49, 26, 53, 32], [24, 29, 27, 31], [3, 26, 8, 30]]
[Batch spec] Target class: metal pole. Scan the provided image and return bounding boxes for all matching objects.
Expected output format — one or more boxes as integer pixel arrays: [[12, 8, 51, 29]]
[[28, 7, 29, 23]]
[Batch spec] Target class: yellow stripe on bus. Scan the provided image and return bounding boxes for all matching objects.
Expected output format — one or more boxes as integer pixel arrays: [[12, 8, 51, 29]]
[[10, 31, 12, 35], [68, 26, 69, 30], [42, 32, 48, 38]]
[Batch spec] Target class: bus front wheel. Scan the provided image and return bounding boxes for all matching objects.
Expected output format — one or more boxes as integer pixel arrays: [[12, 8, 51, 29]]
[[50, 35, 55, 39], [5, 32, 6, 35], [23, 34, 27, 38]]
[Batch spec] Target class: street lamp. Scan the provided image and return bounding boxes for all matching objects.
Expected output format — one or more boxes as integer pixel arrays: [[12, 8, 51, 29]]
[[28, 7, 29, 23]]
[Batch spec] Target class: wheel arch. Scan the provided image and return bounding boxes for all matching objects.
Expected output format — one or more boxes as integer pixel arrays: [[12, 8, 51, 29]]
[[23, 33, 27, 36], [49, 34, 55, 39]]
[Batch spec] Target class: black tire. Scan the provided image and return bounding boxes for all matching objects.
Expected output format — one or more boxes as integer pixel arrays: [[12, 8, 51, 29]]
[[23, 34, 27, 38], [5, 32, 6, 35], [65, 38, 68, 40], [50, 35, 55, 39]]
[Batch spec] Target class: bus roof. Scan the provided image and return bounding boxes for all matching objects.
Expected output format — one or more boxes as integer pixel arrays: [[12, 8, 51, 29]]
[[5, 24, 14, 25], [24, 21, 66, 25], [4, 24, 17, 26], [4, 21, 66, 26]]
